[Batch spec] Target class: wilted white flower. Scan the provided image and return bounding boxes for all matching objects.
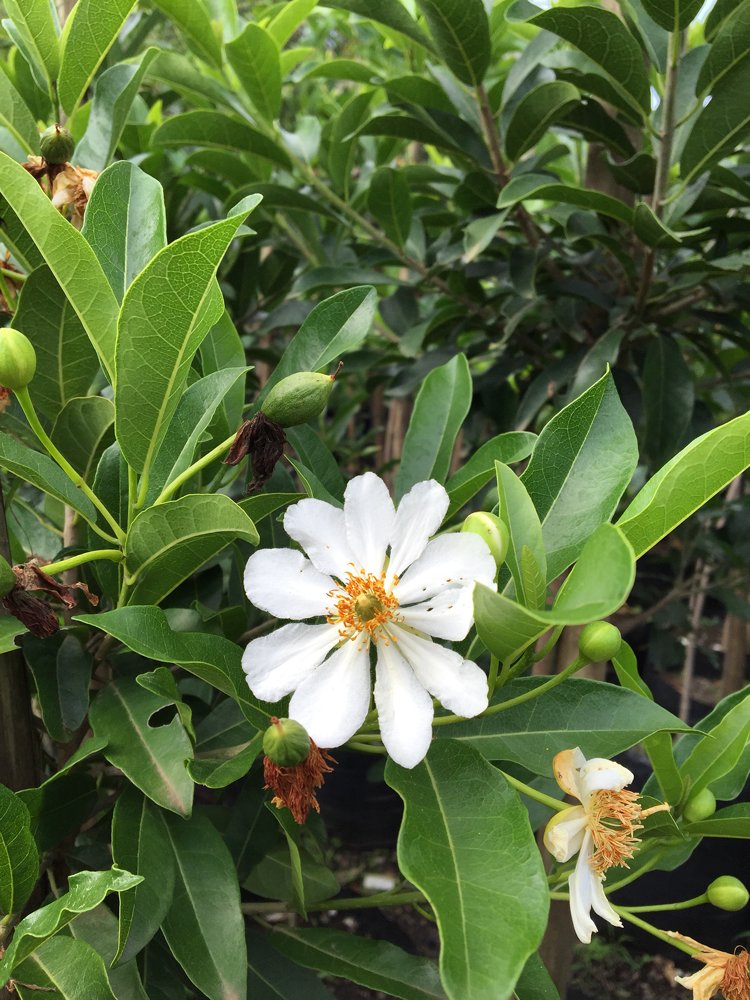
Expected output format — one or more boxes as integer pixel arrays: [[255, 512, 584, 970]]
[[242, 472, 496, 767], [669, 933, 750, 1000]]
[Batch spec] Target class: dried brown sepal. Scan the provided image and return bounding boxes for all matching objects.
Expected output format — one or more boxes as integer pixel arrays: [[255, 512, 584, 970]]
[[223, 411, 286, 492], [22, 155, 65, 185], [2, 589, 59, 637], [0, 387, 11, 413], [263, 739, 335, 824], [12, 562, 99, 609]]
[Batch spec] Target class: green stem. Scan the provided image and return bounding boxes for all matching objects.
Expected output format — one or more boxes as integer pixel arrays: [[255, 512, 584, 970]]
[[0, 267, 26, 283], [16, 387, 125, 545], [0, 270, 16, 314], [346, 740, 386, 754], [487, 654, 500, 696], [615, 909, 698, 957], [533, 625, 563, 662], [242, 889, 425, 915], [499, 770, 568, 812], [617, 893, 708, 913], [42, 549, 124, 576], [152, 433, 236, 506]]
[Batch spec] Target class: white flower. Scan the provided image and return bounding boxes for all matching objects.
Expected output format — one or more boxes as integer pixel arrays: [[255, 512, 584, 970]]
[[242, 472, 496, 768]]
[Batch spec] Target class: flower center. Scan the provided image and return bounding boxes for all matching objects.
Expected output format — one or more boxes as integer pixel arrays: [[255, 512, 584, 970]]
[[328, 569, 399, 642], [587, 789, 643, 874]]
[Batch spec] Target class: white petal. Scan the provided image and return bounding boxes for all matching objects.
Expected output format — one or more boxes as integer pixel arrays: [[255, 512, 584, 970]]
[[552, 747, 588, 801], [289, 639, 372, 748], [591, 874, 623, 929], [284, 498, 356, 578], [390, 626, 488, 717], [399, 586, 475, 641], [578, 757, 634, 806], [344, 472, 395, 575], [393, 532, 496, 604], [242, 623, 339, 701], [543, 806, 588, 863], [374, 640, 433, 768], [244, 549, 334, 619], [568, 830, 599, 944], [387, 480, 449, 582]]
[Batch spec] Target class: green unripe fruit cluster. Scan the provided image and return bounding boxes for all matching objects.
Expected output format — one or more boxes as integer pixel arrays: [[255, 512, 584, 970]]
[[261, 370, 336, 428], [263, 717, 311, 767], [0, 328, 36, 390], [0, 554, 16, 598], [40, 124, 75, 164], [683, 787, 716, 823], [707, 875, 749, 911], [461, 511, 509, 567], [578, 621, 622, 663]]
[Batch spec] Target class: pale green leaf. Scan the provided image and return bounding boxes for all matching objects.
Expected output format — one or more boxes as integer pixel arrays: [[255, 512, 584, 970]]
[[58, 0, 137, 114], [0, 70, 39, 155], [51, 396, 114, 484], [3, 0, 60, 84], [151, 0, 222, 68], [226, 24, 281, 121], [12, 936, 116, 1000], [0, 430, 98, 522], [267, 0, 318, 47], [444, 432, 536, 518]]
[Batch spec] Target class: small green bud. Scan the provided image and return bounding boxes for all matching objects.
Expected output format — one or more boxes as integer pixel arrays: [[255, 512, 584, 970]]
[[0, 555, 16, 598], [461, 511, 509, 567], [707, 875, 749, 911], [683, 787, 716, 823], [578, 621, 622, 663], [0, 329, 36, 390], [263, 717, 311, 767], [261, 370, 336, 427], [40, 124, 75, 165]]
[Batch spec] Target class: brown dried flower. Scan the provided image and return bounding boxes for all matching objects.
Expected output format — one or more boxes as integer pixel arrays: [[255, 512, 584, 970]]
[[263, 739, 335, 824], [669, 933, 750, 1000], [1, 561, 98, 638], [223, 411, 286, 492]]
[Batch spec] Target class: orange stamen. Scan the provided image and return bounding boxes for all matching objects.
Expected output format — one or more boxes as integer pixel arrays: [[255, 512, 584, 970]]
[[327, 567, 400, 642], [588, 788, 643, 874]]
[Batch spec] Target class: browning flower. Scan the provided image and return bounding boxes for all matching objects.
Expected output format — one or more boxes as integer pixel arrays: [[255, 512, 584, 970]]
[[263, 739, 335, 824], [669, 933, 750, 1000], [223, 411, 286, 492], [1, 560, 99, 637], [50, 164, 98, 226]]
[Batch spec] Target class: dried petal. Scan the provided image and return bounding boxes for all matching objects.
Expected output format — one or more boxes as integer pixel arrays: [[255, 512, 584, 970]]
[[263, 739, 335, 824], [223, 412, 286, 492], [2, 589, 59, 637]]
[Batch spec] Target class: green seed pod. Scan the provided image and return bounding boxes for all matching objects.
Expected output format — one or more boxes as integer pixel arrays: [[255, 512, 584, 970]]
[[461, 511, 509, 567], [578, 621, 622, 663], [40, 124, 75, 165], [683, 787, 716, 823], [707, 875, 749, 912], [0, 328, 36, 390], [261, 371, 335, 427], [0, 554, 16, 598], [263, 717, 311, 767]]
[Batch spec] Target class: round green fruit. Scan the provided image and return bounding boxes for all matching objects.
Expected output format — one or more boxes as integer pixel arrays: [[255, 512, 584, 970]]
[[578, 621, 622, 663], [40, 124, 75, 165], [707, 875, 749, 912], [0, 328, 36, 390], [261, 371, 335, 428], [461, 511, 509, 567], [683, 788, 716, 823], [263, 718, 311, 767]]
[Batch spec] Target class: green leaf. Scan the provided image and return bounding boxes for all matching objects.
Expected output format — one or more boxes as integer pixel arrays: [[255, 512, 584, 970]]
[[681, 58, 750, 180], [189, 732, 263, 789], [19, 772, 97, 854], [386, 741, 547, 1000], [505, 81, 580, 161], [0, 153, 119, 380], [112, 786, 175, 965], [270, 926, 446, 1000], [75, 605, 269, 728], [11, 265, 100, 421], [69, 905, 149, 1000], [642, 336, 695, 466], [513, 953, 560, 1000], [396, 354, 472, 501], [74, 49, 159, 171], [3, 0, 60, 84], [530, 7, 651, 116], [496, 462, 546, 606], [440, 678, 687, 774], [0, 618, 26, 653], [696, 1, 750, 95], [239, 493, 299, 523], [151, 0, 222, 68], [414, 0, 490, 85], [58, 0, 137, 115], [640, 0, 704, 31], [256, 287, 377, 406], [0, 868, 142, 986], [0, 431, 98, 523], [286, 425, 344, 500], [51, 396, 114, 483], [680, 692, 750, 799], [226, 24, 281, 122], [444, 433, 536, 518], [684, 803, 750, 838], [319, 0, 433, 51], [368, 167, 412, 248], [114, 195, 261, 474], [152, 111, 290, 167], [246, 930, 335, 1000], [611, 640, 652, 701], [24, 634, 91, 743], [12, 936, 116, 1000], [199, 311, 247, 433], [0, 782, 38, 919], [267, 0, 318, 47], [89, 678, 194, 816], [616, 410, 750, 557], [497, 174, 633, 224], [244, 844, 340, 906], [268, 806, 307, 918], [125, 494, 258, 605], [328, 90, 376, 196], [0, 70, 40, 155], [160, 811, 247, 1000]]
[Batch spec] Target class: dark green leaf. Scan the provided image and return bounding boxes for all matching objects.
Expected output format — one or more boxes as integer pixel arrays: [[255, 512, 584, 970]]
[[0, 431, 98, 523], [24, 634, 91, 743], [226, 24, 281, 121], [58, 0, 137, 114], [368, 167, 412, 248], [153, 111, 290, 167], [681, 58, 750, 180], [505, 81, 580, 161], [513, 953, 560, 1000], [319, 0, 434, 50], [13, 935, 116, 1000], [696, 1, 750, 95], [414, 0, 490, 85], [642, 336, 695, 466], [497, 174, 633, 223], [246, 930, 335, 999], [684, 803, 750, 838], [151, 0, 223, 67], [51, 396, 115, 484], [0, 782, 38, 919], [640, 0, 704, 31]]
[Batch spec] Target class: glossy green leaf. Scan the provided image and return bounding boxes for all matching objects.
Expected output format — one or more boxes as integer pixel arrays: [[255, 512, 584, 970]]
[[367, 167, 412, 248], [496, 462, 546, 606], [681, 58, 750, 180], [611, 640, 652, 701], [112, 786, 175, 964], [505, 81, 580, 161], [0, 153, 119, 380], [640, 0, 704, 31], [286, 425, 344, 500], [319, 0, 433, 50], [513, 953, 560, 1000], [256, 286, 377, 405], [239, 492, 299, 523], [680, 692, 750, 799], [19, 772, 97, 854], [270, 926, 445, 1000], [161, 811, 247, 1000], [0, 194, 43, 272], [125, 494, 258, 605], [3, 0, 60, 84], [58, 0, 137, 114], [151, 0, 222, 67], [189, 732, 263, 789], [147, 49, 233, 108], [386, 741, 547, 1000], [246, 930, 335, 1000], [696, 1, 750, 95], [199, 311, 247, 434], [12, 935, 116, 1000], [616, 410, 750, 557], [444, 433, 536, 518], [0, 431, 97, 522], [74, 49, 159, 171], [51, 396, 115, 483], [684, 803, 750, 838], [497, 174, 633, 224], [414, 0, 490, 85], [153, 111, 291, 167], [12, 265, 100, 421], [0, 868, 142, 986], [0, 783, 37, 919], [396, 354, 472, 501], [24, 634, 91, 743], [114, 195, 261, 474], [642, 336, 695, 466], [267, 0, 318, 46], [89, 678, 193, 816], [0, 70, 39, 155], [75, 605, 269, 728], [530, 7, 651, 115], [226, 24, 281, 121], [81, 162, 166, 304], [440, 678, 687, 774]]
